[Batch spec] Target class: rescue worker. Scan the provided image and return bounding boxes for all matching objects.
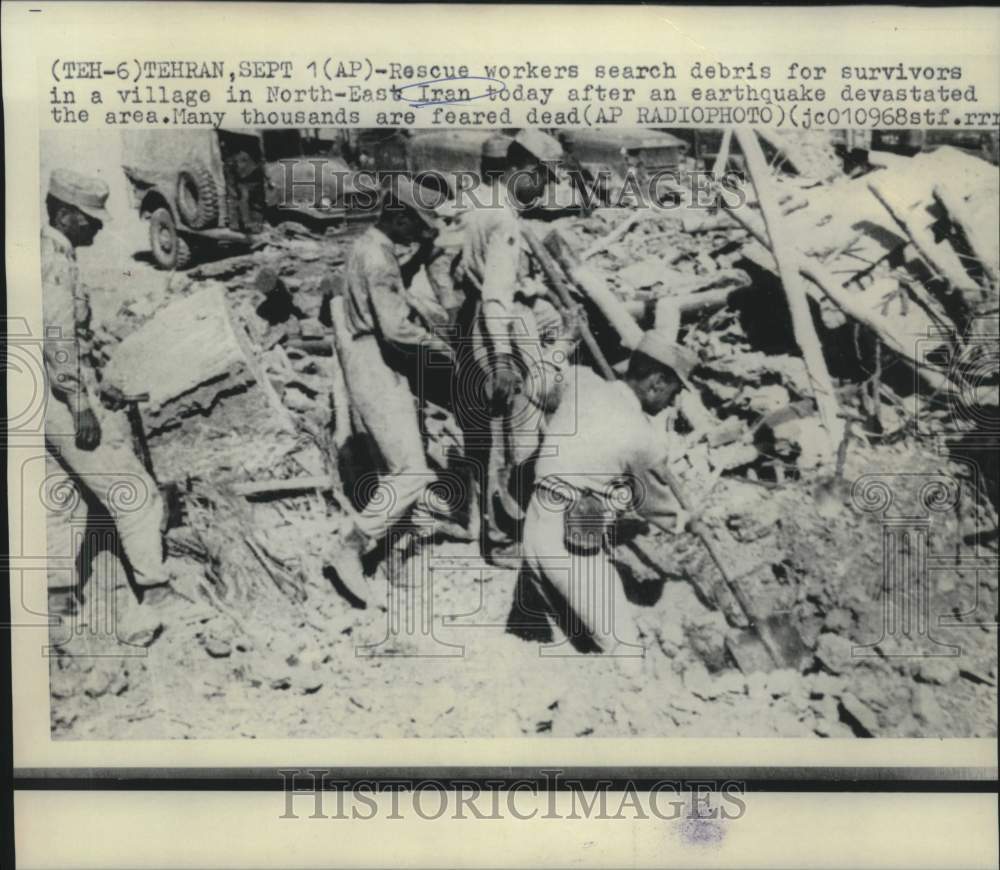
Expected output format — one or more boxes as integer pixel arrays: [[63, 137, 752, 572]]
[[224, 148, 265, 233], [515, 331, 698, 655], [42, 169, 175, 646], [453, 129, 573, 559], [557, 131, 597, 216], [454, 129, 564, 400], [331, 177, 461, 597]]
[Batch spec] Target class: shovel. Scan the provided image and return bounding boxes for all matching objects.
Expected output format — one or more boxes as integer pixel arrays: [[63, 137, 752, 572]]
[[814, 420, 854, 520], [661, 466, 812, 673], [121, 392, 155, 481]]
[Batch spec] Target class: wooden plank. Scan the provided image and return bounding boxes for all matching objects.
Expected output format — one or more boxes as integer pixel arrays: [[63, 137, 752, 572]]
[[934, 182, 1000, 285], [726, 187, 955, 393], [229, 474, 333, 496], [868, 176, 980, 295], [736, 129, 845, 456]]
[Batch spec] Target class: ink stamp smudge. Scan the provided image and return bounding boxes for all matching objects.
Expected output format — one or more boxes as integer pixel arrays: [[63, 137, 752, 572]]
[[679, 816, 726, 847]]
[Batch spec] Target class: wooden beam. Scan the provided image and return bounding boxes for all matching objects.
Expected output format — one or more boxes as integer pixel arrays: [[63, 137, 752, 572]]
[[580, 210, 650, 261], [229, 474, 333, 497], [868, 176, 980, 295], [933, 183, 1000, 285], [725, 178, 955, 393], [735, 129, 845, 454], [543, 227, 645, 351]]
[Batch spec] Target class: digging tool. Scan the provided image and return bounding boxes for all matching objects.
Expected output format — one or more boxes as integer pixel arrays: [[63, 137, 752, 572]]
[[122, 392, 155, 482], [815, 420, 854, 520], [617, 424, 808, 671], [521, 225, 617, 380], [660, 464, 811, 672]]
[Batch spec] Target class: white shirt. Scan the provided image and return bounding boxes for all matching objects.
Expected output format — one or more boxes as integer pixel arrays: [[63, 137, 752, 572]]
[[535, 366, 682, 523]]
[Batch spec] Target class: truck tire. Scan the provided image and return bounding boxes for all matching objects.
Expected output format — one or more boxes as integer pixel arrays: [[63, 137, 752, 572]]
[[149, 207, 192, 270], [176, 161, 219, 230]]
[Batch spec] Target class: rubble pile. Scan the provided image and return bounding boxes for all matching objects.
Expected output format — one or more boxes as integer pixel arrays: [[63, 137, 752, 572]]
[[555, 144, 998, 468], [535, 139, 999, 735], [51, 138, 998, 741]]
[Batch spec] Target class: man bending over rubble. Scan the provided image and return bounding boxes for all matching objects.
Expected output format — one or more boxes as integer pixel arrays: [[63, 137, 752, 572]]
[[330, 177, 463, 599], [514, 331, 698, 656], [42, 169, 177, 647]]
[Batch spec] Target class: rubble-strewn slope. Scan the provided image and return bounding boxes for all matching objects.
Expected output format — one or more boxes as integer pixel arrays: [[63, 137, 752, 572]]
[[49, 141, 998, 740]]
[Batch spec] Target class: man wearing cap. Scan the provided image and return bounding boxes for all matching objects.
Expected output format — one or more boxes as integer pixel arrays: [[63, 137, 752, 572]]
[[453, 129, 573, 556], [455, 129, 564, 383], [512, 331, 698, 656], [557, 131, 596, 217], [330, 177, 462, 596], [42, 169, 174, 646]]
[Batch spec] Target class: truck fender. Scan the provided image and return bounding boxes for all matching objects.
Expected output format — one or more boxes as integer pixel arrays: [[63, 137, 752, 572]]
[[139, 187, 181, 226]]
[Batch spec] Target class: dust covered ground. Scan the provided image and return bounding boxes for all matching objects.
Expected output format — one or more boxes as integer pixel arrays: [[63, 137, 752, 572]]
[[43, 132, 998, 741]]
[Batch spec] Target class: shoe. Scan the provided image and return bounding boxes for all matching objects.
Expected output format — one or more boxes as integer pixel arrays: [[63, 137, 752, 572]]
[[139, 583, 193, 610], [132, 555, 181, 591], [326, 517, 374, 607], [48, 589, 80, 619], [486, 539, 523, 569], [416, 515, 477, 543], [410, 501, 476, 543], [327, 547, 370, 605], [115, 599, 164, 648]]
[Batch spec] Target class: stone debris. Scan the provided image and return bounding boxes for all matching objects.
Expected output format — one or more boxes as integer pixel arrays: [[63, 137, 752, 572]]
[[911, 684, 948, 730], [839, 692, 881, 737], [201, 636, 233, 659], [48, 132, 998, 742], [914, 658, 961, 687], [815, 633, 856, 675]]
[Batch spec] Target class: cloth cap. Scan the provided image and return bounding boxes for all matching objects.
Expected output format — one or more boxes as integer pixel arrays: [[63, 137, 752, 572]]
[[512, 129, 563, 163], [382, 176, 439, 228], [635, 331, 697, 387], [482, 134, 513, 159], [48, 169, 111, 222]]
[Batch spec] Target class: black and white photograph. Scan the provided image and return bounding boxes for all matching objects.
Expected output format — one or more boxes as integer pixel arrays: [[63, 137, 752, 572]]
[[5, 3, 1000, 869], [36, 123, 999, 742]]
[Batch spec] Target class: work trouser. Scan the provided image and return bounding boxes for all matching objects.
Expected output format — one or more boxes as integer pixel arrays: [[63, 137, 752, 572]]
[[44, 394, 166, 586], [339, 333, 433, 541], [519, 482, 640, 654], [452, 293, 552, 543], [452, 293, 501, 543]]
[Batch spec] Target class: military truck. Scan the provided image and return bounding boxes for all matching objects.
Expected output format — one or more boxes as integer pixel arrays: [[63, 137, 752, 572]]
[[351, 128, 509, 197], [871, 129, 999, 164], [353, 128, 683, 211], [560, 128, 690, 199], [122, 129, 376, 269]]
